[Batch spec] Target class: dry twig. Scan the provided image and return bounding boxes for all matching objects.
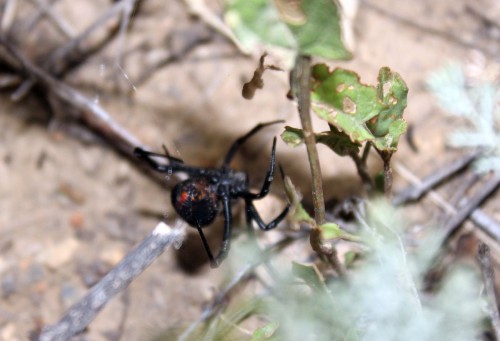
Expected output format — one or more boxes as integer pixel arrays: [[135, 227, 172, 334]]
[[39, 222, 185, 341], [0, 37, 145, 154], [394, 162, 500, 243], [441, 174, 500, 245], [477, 243, 500, 340], [393, 151, 481, 205]]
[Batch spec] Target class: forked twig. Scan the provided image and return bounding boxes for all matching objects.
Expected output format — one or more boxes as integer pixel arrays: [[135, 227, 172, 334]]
[[27, 0, 76, 38]]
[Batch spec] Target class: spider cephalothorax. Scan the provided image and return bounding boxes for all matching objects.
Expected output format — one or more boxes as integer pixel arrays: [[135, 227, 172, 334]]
[[134, 121, 289, 268]]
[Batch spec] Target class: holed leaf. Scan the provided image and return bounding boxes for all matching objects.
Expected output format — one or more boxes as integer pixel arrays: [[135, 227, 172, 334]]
[[281, 125, 360, 156], [311, 64, 408, 151]]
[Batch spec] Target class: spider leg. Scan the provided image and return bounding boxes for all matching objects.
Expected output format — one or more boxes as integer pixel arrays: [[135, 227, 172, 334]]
[[203, 192, 232, 268], [246, 200, 290, 231], [240, 137, 277, 200], [134, 147, 205, 175], [196, 226, 216, 267], [223, 120, 284, 166]]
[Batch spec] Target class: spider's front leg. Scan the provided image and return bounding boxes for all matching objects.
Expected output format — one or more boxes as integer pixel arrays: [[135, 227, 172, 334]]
[[241, 137, 278, 200]]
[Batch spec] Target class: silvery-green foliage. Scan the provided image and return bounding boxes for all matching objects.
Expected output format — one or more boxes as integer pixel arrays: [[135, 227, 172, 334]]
[[427, 63, 500, 173], [256, 200, 484, 341]]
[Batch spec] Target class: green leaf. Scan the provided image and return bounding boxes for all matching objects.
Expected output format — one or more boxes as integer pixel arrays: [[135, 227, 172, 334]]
[[281, 125, 360, 156], [318, 125, 361, 156], [343, 251, 358, 268], [284, 0, 352, 60], [319, 222, 360, 241], [291, 262, 329, 294], [225, 0, 296, 51], [368, 67, 409, 137], [250, 321, 280, 340], [280, 126, 305, 147], [224, 0, 351, 60], [311, 64, 408, 151], [281, 168, 315, 226]]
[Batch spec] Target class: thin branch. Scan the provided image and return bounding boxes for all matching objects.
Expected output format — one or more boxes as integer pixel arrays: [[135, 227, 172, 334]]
[[441, 174, 500, 245], [12, 0, 137, 100], [27, 0, 76, 38], [377, 150, 393, 197], [0, 0, 18, 34], [477, 242, 500, 340], [0, 37, 145, 154], [393, 151, 481, 205], [394, 162, 500, 243], [134, 25, 212, 86], [38, 222, 185, 341], [349, 149, 373, 191], [19, 0, 59, 33]]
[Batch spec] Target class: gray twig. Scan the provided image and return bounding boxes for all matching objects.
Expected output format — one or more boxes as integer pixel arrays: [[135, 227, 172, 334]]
[[477, 243, 500, 340], [394, 162, 500, 243], [27, 0, 76, 38], [12, 0, 137, 100], [39, 222, 185, 341], [393, 151, 481, 205], [0, 37, 145, 154], [442, 174, 500, 245]]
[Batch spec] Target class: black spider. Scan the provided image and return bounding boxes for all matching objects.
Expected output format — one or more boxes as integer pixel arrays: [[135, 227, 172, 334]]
[[134, 121, 290, 268]]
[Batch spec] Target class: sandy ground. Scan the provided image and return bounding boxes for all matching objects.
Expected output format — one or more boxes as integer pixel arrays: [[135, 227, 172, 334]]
[[0, 0, 499, 340]]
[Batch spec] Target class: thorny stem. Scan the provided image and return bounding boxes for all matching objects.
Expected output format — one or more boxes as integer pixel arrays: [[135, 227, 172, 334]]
[[293, 55, 344, 276]]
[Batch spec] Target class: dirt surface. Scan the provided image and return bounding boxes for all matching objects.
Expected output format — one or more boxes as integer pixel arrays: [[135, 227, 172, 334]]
[[0, 0, 499, 340]]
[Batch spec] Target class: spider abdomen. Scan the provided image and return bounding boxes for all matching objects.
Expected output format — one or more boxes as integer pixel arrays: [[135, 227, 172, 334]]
[[171, 178, 219, 228]]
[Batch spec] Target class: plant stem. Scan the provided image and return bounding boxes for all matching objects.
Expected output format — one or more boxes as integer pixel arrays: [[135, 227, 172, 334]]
[[378, 150, 393, 197], [293, 55, 345, 276], [349, 150, 373, 191], [294, 55, 325, 225]]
